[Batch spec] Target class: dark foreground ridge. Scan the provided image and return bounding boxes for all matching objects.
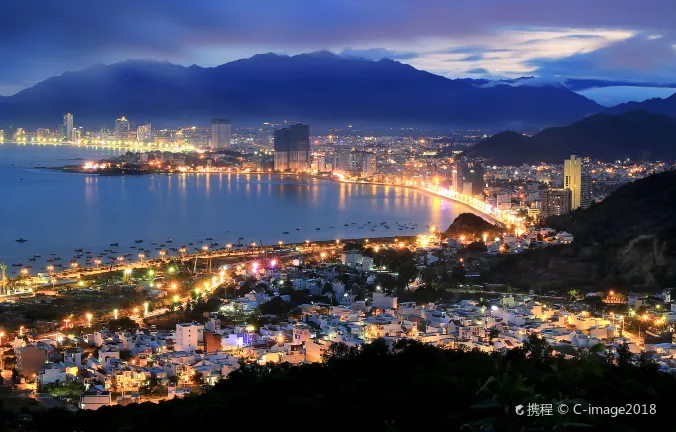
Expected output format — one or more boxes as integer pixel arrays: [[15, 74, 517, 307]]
[[15, 337, 672, 432]]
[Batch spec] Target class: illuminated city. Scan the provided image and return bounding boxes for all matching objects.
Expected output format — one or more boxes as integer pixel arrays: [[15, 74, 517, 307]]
[[1, 1, 676, 431]]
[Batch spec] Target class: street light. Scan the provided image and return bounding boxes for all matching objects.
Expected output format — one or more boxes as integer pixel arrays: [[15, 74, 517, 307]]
[[86, 313, 93, 327], [133, 307, 139, 316], [113, 309, 118, 320], [144, 302, 149, 316]]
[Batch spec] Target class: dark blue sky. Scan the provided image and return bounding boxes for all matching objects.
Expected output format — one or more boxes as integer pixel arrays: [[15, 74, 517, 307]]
[[2, 0, 675, 99]]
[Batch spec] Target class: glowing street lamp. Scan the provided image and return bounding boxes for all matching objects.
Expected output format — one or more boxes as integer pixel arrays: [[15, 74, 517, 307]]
[[278, 241, 283, 247], [0, 331, 5, 345], [170, 283, 178, 290], [270, 259, 277, 268], [144, 302, 149, 316], [20, 326, 24, 336], [168, 266, 176, 274], [320, 252, 327, 262], [482, 233, 488, 243], [113, 309, 118, 320], [173, 295, 179, 303], [204, 281, 210, 291], [133, 307, 139, 316], [86, 313, 93, 327]]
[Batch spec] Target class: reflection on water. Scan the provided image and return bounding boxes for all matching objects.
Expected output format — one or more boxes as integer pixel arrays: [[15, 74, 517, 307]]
[[0, 143, 470, 273]]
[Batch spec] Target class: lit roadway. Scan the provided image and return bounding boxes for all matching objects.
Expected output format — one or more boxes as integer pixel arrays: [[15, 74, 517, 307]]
[[332, 175, 524, 230]]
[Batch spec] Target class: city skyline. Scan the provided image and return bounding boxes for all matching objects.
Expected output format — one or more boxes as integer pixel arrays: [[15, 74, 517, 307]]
[[1, 1, 675, 104]]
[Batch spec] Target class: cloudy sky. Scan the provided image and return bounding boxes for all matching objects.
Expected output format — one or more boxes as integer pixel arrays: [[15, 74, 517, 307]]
[[2, 0, 675, 102]]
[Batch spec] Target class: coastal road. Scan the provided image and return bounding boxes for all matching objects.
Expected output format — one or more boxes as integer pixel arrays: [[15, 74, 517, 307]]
[[34, 393, 64, 408]]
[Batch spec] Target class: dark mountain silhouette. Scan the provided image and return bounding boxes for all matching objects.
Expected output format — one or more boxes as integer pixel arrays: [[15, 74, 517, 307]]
[[0, 52, 601, 129], [606, 92, 676, 117], [461, 110, 676, 165]]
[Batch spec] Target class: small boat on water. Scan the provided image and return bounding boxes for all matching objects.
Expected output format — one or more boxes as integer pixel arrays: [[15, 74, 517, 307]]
[[135, 239, 143, 243], [166, 239, 173, 243], [15, 238, 27, 243], [29, 258, 36, 262], [75, 248, 83, 253], [34, 254, 41, 258], [296, 227, 301, 231], [206, 237, 214, 241], [282, 231, 289, 234], [111, 243, 119, 247], [344, 224, 349, 226], [315, 228, 321, 231], [12, 263, 22, 267]]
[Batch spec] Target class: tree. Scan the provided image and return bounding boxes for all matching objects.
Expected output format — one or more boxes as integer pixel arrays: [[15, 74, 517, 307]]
[[321, 282, 334, 295], [107, 317, 138, 332], [191, 371, 203, 385]]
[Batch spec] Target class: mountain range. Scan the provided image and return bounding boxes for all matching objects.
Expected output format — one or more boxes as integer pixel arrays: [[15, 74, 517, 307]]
[[0, 51, 603, 130], [460, 110, 676, 165]]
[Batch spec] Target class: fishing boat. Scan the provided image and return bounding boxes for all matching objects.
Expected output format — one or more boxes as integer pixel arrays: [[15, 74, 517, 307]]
[[110, 243, 119, 246], [135, 239, 143, 243], [282, 231, 289, 234], [15, 238, 27, 243]]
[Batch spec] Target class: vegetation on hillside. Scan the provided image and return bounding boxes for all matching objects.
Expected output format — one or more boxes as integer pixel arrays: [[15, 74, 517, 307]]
[[18, 336, 673, 432], [484, 169, 676, 291]]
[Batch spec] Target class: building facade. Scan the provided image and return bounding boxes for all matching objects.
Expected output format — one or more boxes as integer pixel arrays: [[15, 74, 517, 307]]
[[137, 123, 152, 143], [115, 117, 130, 141], [273, 123, 311, 171], [211, 119, 232, 149], [63, 113, 74, 142], [541, 188, 572, 219], [175, 323, 202, 352], [564, 155, 592, 210]]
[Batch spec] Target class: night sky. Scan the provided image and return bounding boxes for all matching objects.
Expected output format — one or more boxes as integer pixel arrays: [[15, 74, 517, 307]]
[[2, 0, 675, 102]]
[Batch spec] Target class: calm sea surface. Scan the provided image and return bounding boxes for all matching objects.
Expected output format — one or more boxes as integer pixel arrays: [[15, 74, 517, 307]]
[[0, 142, 467, 276]]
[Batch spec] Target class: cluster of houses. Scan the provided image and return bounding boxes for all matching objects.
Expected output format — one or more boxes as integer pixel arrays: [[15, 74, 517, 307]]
[[13, 286, 674, 411]]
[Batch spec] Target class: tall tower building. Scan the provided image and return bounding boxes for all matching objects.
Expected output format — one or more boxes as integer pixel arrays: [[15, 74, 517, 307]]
[[564, 155, 592, 210], [211, 119, 231, 149], [137, 123, 152, 142], [274, 123, 311, 171], [63, 113, 74, 141], [115, 117, 130, 141], [0, 129, 4, 142]]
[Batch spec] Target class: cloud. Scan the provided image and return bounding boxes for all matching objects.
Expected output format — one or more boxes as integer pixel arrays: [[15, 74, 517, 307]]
[[466, 68, 489, 74], [339, 47, 418, 61], [526, 34, 676, 82]]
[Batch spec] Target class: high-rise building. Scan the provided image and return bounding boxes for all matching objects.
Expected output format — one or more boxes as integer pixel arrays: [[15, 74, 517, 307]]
[[71, 128, 79, 143], [257, 122, 274, 146], [137, 123, 152, 142], [362, 152, 377, 176], [274, 123, 311, 171], [541, 188, 572, 219], [0, 129, 4, 142], [63, 113, 74, 141], [115, 117, 130, 141], [211, 119, 232, 149], [564, 155, 592, 210]]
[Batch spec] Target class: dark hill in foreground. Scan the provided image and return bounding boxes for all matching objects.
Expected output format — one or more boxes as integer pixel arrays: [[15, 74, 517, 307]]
[[443, 213, 502, 239], [462, 110, 676, 164], [485, 169, 676, 290], [25, 338, 674, 432]]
